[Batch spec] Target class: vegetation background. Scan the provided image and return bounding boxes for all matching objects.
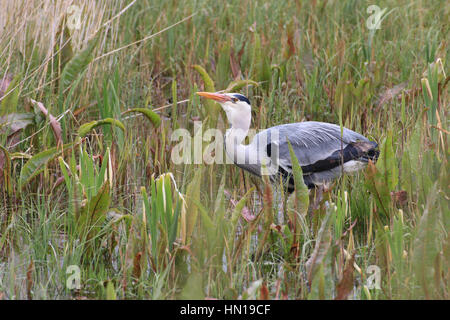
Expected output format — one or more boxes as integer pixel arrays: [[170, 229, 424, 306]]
[[0, 0, 448, 299]]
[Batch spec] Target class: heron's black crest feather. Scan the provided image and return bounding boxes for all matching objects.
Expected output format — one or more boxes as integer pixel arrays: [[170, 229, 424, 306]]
[[233, 94, 251, 105]]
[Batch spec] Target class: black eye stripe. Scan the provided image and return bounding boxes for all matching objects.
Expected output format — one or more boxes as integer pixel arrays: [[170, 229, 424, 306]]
[[232, 94, 251, 105]]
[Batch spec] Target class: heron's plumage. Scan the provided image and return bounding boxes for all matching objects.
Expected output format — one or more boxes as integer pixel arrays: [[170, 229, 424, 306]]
[[197, 91, 378, 191], [230, 121, 378, 189], [262, 121, 369, 165]]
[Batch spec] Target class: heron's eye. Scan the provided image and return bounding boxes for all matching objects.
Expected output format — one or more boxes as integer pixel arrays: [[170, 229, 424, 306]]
[[232, 97, 238, 103]]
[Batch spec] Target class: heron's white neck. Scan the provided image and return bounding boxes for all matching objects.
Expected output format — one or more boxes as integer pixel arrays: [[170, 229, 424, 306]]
[[225, 127, 248, 145], [224, 105, 251, 144], [224, 107, 252, 164]]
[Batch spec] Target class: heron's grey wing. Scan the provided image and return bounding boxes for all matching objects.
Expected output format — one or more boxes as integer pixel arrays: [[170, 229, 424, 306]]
[[258, 121, 377, 184]]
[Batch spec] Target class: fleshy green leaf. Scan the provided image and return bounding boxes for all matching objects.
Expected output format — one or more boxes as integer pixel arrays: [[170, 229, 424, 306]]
[[105, 280, 116, 300], [287, 139, 309, 215], [19, 142, 75, 190], [412, 183, 441, 299], [225, 79, 259, 93], [184, 167, 202, 244], [192, 65, 215, 92], [59, 35, 99, 94], [0, 73, 21, 115], [192, 65, 220, 124], [123, 108, 161, 128], [0, 112, 34, 135], [376, 130, 398, 191], [78, 118, 125, 137], [0, 144, 12, 195]]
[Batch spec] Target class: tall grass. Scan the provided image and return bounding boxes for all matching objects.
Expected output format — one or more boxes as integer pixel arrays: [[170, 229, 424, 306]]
[[0, 0, 448, 299]]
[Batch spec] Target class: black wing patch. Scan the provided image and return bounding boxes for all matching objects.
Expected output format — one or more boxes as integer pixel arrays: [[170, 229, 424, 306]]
[[268, 140, 379, 191], [301, 141, 378, 174]]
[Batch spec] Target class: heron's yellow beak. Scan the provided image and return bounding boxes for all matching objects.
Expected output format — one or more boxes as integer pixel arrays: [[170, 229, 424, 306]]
[[196, 92, 231, 102]]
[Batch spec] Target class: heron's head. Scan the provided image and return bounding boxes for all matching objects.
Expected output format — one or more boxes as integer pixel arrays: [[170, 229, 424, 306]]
[[196, 92, 251, 130]]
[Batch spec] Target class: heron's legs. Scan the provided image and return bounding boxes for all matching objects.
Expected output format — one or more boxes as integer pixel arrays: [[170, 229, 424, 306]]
[[308, 186, 322, 215], [308, 182, 332, 215]]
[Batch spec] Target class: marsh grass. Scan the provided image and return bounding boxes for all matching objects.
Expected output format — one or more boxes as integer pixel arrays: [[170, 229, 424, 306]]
[[0, 0, 448, 299]]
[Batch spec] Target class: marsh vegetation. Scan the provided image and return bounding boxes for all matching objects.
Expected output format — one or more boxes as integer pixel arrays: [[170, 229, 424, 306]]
[[0, 0, 448, 299]]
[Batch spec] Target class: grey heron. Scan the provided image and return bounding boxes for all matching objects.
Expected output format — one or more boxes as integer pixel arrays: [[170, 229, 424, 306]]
[[197, 91, 379, 192]]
